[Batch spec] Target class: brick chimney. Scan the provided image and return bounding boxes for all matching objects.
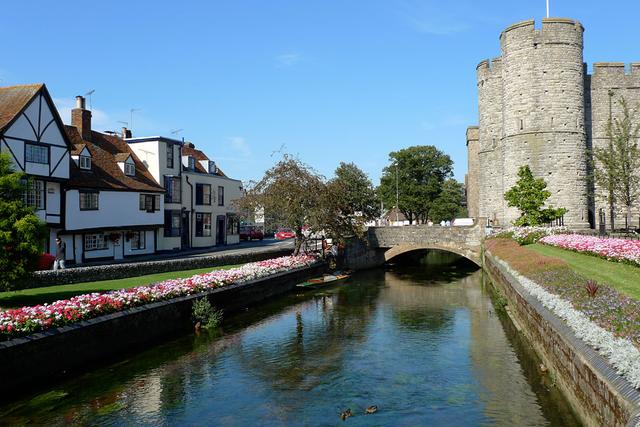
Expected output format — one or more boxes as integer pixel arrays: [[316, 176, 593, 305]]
[[71, 95, 92, 141], [121, 127, 132, 139]]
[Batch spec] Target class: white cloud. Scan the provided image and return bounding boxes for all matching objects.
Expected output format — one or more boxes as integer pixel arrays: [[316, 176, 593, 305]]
[[276, 52, 302, 67], [229, 136, 251, 157]]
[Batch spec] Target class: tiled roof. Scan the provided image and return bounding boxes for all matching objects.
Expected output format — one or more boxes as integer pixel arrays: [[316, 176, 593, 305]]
[[71, 143, 86, 155], [65, 125, 164, 193], [0, 84, 43, 132], [181, 144, 227, 177], [114, 153, 131, 162]]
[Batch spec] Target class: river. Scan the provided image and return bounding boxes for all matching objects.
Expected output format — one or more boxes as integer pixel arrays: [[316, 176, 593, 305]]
[[0, 251, 580, 426]]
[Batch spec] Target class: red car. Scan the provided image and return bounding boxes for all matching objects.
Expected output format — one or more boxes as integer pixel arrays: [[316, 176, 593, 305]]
[[275, 227, 296, 240], [240, 226, 264, 241]]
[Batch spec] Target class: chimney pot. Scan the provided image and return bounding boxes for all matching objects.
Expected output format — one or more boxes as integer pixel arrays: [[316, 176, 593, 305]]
[[72, 95, 92, 141], [75, 95, 86, 109], [121, 127, 132, 139]]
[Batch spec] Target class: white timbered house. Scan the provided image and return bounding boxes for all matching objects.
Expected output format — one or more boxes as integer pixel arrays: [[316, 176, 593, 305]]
[[0, 84, 72, 254]]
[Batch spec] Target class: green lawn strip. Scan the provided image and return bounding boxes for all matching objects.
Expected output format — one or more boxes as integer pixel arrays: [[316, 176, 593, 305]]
[[0, 264, 242, 309], [529, 243, 640, 300]]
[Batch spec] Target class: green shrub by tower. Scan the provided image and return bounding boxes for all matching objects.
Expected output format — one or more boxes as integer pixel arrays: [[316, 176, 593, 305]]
[[504, 165, 566, 227], [0, 153, 47, 291]]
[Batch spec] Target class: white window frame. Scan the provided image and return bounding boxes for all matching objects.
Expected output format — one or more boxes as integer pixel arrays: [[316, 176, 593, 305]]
[[24, 179, 45, 210], [79, 155, 92, 170], [130, 231, 146, 250], [84, 233, 108, 251], [125, 162, 136, 176], [25, 144, 48, 164]]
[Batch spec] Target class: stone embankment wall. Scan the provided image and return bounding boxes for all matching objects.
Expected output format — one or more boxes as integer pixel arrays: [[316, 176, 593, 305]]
[[484, 251, 640, 427], [28, 247, 293, 288], [0, 263, 326, 398]]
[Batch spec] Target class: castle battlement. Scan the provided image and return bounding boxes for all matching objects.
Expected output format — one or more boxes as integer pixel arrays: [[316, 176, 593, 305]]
[[476, 57, 502, 79], [500, 18, 583, 46], [593, 62, 640, 78]]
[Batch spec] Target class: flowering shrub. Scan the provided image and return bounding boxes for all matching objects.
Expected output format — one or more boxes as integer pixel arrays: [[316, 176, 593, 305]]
[[540, 234, 640, 266], [0, 255, 317, 340], [494, 226, 568, 245]]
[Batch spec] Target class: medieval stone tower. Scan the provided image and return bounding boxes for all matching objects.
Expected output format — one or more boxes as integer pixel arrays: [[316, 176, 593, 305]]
[[467, 17, 640, 229]]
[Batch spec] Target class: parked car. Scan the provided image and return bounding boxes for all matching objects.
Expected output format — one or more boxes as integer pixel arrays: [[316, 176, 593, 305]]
[[240, 226, 264, 241], [275, 227, 296, 240]]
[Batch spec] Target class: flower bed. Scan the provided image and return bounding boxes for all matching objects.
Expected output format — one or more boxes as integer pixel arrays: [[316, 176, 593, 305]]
[[540, 234, 640, 266], [493, 226, 568, 245], [0, 255, 317, 340], [486, 239, 640, 388]]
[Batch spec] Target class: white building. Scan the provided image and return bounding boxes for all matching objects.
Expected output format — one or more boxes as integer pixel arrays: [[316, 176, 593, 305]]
[[58, 97, 165, 263], [126, 137, 243, 250], [0, 84, 72, 253]]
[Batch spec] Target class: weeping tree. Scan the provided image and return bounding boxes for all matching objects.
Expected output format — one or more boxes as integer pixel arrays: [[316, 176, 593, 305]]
[[592, 97, 640, 231], [236, 155, 326, 254]]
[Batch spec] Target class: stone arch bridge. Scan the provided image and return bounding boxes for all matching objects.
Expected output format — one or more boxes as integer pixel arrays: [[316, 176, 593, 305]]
[[344, 223, 485, 270]]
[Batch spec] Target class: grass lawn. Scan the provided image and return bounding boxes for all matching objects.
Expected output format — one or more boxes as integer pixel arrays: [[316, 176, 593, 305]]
[[529, 243, 640, 300], [0, 264, 241, 309]]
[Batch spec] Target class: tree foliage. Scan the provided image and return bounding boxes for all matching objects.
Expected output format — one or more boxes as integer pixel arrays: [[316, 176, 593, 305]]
[[321, 162, 379, 241], [430, 179, 466, 222], [504, 165, 566, 226], [0, 153, 47, 290], [378, 146, 453, 224], [237, 155, 330, 254], [592, 97, 640, 230]]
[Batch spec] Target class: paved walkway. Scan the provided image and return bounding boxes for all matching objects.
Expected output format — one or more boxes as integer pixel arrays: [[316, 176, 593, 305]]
[[76, 239, 295, 268]]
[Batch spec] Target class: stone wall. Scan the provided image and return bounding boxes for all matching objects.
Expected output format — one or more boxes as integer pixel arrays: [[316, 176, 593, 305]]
[[484, 252, 640, 427], [466, 126, 480, 219], [0, 263, 326, 398], [590, 63, 640, 229], [27, 247, 293, 288]]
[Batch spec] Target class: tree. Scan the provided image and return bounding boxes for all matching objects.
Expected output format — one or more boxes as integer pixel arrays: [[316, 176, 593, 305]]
[[592, 96, 640, 230], [321, 162, 379, 241], [0, 153, 47, 290], [378, 146, 453, 224], [504, 165, 566, 226], [430, 179, 466, 222], [236, 155, 326, 254]]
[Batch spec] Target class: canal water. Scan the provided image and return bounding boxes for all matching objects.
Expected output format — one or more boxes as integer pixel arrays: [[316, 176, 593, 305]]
[[0, 251, 580, 426]]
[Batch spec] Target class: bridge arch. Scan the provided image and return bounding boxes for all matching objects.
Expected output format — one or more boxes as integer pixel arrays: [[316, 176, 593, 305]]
[[384, 243, 481, 267]]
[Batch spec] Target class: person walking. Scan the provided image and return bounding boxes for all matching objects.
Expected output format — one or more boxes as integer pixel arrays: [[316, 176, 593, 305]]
[[54, 237, 66, 270]]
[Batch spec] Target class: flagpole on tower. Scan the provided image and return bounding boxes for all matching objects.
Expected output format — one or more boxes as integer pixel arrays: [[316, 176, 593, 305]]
[[546, 0, 550, 18]]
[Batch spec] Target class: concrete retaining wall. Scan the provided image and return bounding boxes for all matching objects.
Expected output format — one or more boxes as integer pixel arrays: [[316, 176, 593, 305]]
[[484, 252, 640, 427], [28, 247, 293, 288], [0, 263, 325, 398]]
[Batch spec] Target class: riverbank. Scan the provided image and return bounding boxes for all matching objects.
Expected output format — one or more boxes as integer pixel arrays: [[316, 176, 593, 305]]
[[0, 261, 326, 398], [484, 245, 640, 426]]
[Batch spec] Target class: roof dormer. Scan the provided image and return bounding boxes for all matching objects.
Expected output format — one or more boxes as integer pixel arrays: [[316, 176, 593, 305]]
[[182, 155, 195, 171], [71, 145, 92, 171], [116, 153, 136, 176]]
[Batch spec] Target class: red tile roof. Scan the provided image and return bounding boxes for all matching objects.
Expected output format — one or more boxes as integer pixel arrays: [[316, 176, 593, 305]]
[[0, 84, 44, 132], [66, 125, 164, 193], [181, 144, 227, 177]]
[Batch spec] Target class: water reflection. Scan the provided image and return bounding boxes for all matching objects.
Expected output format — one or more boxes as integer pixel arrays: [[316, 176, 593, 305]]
[[0, 251, 580, 426]]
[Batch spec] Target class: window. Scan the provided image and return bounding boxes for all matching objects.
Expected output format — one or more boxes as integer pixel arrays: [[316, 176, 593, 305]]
[[130, 231, 146, 250], [227, 213, 240, 235], [164, 210, 182, 237], [196, 213, 212, 237], [218, 186, 224, 206], [196, 183, 211, 205], [188, 157, 195, 171], [25, 144, 48, 164], [84, 233, 108, 251], [139, 194, 161, 212], [24, 179, 45, 210], [79, 155, 91, 170], [79, 191, 99, 210], [166, 145, 174, 169], [164, 176, 181, 203], [125, 162, 136, 176]]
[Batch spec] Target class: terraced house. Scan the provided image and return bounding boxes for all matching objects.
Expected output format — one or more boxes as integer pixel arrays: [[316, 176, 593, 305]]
[[126, 136, 243, 250], [0, 84, 72, 254]]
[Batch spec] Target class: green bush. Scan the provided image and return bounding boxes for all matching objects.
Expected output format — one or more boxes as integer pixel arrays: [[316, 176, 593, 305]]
[[192, 298, 223, 329]]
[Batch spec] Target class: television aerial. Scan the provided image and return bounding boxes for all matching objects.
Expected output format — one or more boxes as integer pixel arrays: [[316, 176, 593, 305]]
[[85, 89, 95, 110]]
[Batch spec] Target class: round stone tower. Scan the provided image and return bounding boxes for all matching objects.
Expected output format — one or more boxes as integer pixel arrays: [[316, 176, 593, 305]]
[[499, 18, 589, 228]]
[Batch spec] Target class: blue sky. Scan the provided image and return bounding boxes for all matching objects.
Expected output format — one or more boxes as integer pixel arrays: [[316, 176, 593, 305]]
[[3, 1, 639, 185]]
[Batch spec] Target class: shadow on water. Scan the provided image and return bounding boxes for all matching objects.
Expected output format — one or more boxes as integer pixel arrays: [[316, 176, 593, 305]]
[[0, 250, 581, 426]]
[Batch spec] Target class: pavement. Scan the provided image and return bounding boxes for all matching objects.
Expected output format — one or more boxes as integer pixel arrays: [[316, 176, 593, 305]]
[[75, 238, 295, 268]]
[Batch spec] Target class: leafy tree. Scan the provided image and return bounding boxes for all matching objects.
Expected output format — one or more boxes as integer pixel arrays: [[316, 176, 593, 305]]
[[321, 162, 379, 241], [236, 155, 326, 254], [504, 165, 566, 226], [378, 146, 453, 224], [0, 153, 47, 290], [430, 179, 466, 222], [592, 97, 640, 230]]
